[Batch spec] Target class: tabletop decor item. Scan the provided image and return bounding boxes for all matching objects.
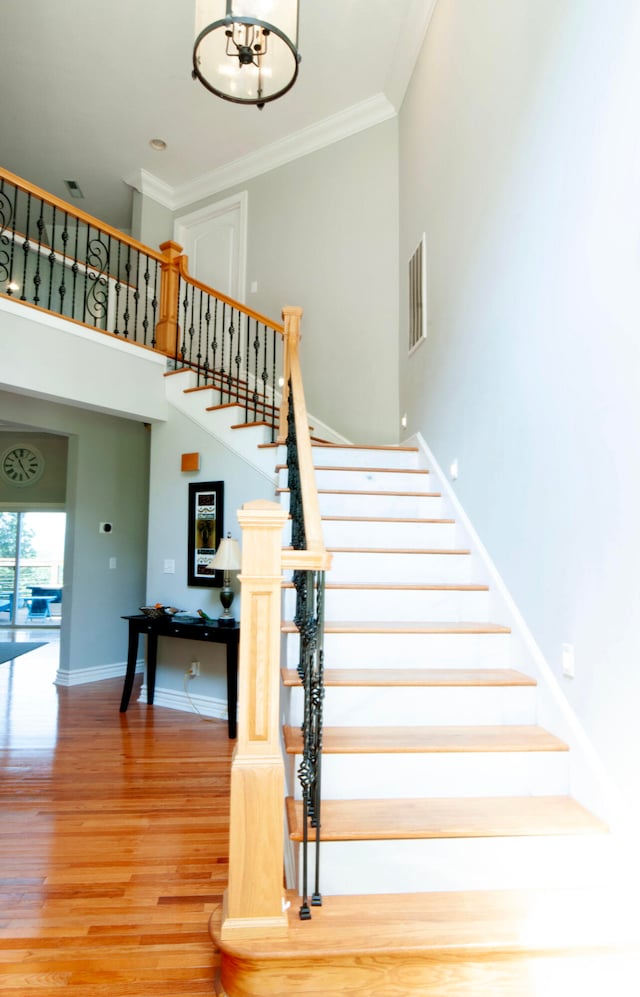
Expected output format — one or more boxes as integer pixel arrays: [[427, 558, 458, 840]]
[[210, 533, 241, 626]]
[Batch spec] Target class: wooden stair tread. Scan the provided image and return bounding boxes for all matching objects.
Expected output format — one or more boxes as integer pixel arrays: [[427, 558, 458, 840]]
[[283, 724, 567, 754], [285, 795, 607, 841], [326, 545, 471, 554], [211, 885, 637, 960], [322, 514, 455, 523], [277, 487, 442, 497], [281, 667, 536, 687], [277, 464, 430, 475], [312, 443, 420, 452], [282, 581, 489, 591], [282, 620, 510, 635]]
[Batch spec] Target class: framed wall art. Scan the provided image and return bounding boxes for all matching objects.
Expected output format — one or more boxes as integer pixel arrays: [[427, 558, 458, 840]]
[[187, 481, 224, 587]]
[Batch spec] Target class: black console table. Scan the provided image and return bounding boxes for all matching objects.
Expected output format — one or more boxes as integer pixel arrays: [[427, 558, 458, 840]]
[[120, 615, 240, 738]]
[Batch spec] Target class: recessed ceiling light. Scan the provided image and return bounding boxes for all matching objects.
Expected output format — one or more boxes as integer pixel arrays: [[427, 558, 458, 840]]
[[149, 138, 167, 151]]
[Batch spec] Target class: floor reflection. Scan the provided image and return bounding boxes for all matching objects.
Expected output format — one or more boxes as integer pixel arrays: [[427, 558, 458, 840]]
[[0, 630, 61, 751]]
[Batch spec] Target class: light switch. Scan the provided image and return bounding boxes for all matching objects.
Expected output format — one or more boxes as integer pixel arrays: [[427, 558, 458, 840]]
[[164, 559, 175, 574], [109, 557, 117, 570]]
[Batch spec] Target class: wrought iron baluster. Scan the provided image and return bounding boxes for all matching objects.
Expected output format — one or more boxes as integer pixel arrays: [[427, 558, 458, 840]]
[[132, 248, 140, 340], [21, 192, 32, 302], [227, 309, 236, 402], [0, 180, 16, 292], [196, 289, 204, 384], [123, 243, 132, 336], [150, 257, 158, 349], [113, 241, 122, 335], [180, 277, 189, 364], [220, 303, 227, 401], [261, 321, 269, 427], [244, 316, 251, 422], [252, 321, 260, 425], [47, 204, 57, 310], [86, 230, 109, 327], [59, 212, 70, 315], [211, 298, 219, 390], [234, 313, 242, 406], [203, 295, 211, 382], [71, 220, 80, 320], [187, 282, 196, 366], [142, 254, 151, 344], [271, 327, 277, 442], [33, 201, 45, 307]]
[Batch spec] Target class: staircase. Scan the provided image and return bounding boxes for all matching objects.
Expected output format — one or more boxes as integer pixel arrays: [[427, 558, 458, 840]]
[[170, 371, 637, 994], [226, 439, 639, 996]]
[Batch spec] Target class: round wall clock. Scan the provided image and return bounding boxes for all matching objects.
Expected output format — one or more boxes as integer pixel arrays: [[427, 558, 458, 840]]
[[1, 444, 46, 487]]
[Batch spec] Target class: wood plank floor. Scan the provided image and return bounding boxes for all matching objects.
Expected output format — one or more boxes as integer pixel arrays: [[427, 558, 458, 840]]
[[0, 637, 233, 995]]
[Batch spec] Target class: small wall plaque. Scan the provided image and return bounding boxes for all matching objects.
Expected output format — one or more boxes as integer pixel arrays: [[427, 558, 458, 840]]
[[181, 452, 200, 472]]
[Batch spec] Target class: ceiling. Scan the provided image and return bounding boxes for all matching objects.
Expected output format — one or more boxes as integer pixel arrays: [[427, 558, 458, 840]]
[[1, 0, 434, 232]]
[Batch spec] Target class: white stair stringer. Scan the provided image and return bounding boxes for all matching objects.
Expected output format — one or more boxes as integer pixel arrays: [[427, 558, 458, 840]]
[[165, 369, 278, 481], [280, 441, 614, 899]]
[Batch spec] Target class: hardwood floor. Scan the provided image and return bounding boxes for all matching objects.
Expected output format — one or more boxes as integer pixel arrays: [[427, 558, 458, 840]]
[[0, 636, 234, 995]]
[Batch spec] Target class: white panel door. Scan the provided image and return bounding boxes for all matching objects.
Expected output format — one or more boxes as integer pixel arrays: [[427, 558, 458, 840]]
[[174, 192, 247, 302]]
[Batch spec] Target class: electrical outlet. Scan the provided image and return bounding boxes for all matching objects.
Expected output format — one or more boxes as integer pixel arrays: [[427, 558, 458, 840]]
[[187, 660, 200, 678]]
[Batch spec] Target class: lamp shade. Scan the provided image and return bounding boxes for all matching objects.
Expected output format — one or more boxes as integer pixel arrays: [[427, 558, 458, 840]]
[[210, 536, 241, 571], [193, 0, 300, 107]]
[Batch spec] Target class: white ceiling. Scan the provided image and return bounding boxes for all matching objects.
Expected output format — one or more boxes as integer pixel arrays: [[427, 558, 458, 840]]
[[1, 0, 435, 231]]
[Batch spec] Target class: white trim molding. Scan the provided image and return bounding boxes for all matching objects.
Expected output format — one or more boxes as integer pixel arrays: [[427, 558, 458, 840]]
[[126, 94, 396, 212], [139, 683, 228, 721], [55, 659, 141, 687]]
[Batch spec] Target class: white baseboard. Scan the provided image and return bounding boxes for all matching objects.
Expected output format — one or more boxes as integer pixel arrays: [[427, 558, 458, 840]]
[[409, 432, 616, 825], [139, 683, 228, 721], [55, 660, 142, 686]]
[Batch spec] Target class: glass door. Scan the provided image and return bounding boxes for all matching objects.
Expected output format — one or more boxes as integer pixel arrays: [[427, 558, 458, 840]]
[[0, 511, 65, 628]]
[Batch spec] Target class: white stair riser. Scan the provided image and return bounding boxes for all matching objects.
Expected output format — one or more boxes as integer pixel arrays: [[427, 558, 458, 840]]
[[284, 750, 568, 800], [283, 586, 490, 622], [283, 632, 512, 669], [325, 550, 473, 584], [312, 447, 420, 470], [283, 683, 536, 727], [292, 834, 613, 895], [314, 469, 433, 492], [279, 490, 444, 518], [317, 493, 445, 518], [320, 520, 460, 548]]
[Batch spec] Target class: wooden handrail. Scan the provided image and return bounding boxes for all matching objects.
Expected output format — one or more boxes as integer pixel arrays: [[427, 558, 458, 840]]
[[177, 256, 284, 335], [279, 306, 331, 571]]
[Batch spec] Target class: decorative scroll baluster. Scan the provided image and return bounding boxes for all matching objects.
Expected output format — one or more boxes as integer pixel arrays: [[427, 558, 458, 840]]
[[261, 322, 269, 429], [227, 309, 236, 400], [0, 180, 15, 292], [234, 313, 242, 404], [150, 257, 159, 348], [271, 330, 277, 442], [142, 255, 150, 345], [220, 303, 227, 401]]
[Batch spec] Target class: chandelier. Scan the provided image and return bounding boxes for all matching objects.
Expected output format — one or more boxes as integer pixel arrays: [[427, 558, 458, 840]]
[[193, 1, 301, 109]]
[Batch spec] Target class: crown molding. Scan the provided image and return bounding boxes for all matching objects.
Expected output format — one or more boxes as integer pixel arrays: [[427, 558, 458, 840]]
[[125, 168, 176, 210], [130, 93, 396, 213], [385, 0, 439, 111]]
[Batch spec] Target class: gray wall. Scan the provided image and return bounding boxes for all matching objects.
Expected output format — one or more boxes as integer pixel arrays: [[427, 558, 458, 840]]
[[174, 119, 401, 444], [398, 0, 640, 817], [146, 406, 275, 703], [0, 390, 150, 675], [0, 431, 67, 506]]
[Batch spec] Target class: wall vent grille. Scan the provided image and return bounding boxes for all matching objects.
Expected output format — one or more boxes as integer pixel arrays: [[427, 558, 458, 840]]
[[409, 233, 427, 353]]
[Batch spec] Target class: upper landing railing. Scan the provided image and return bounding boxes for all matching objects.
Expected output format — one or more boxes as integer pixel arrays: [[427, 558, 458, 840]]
[[0, 166, 284, 439]]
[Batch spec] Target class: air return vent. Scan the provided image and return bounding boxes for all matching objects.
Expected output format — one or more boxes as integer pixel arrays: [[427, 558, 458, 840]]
[[408, 233, 427, 353]]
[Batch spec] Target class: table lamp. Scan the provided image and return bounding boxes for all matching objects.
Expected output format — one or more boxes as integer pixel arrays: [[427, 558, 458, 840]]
[[211, 533, 241, 626]]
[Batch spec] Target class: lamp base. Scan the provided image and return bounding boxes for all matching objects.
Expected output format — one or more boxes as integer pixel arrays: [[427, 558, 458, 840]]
[[217, 615, 236, 628]]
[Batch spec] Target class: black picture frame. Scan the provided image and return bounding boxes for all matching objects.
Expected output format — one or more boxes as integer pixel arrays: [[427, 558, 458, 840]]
[[187, 481, 224, 587]]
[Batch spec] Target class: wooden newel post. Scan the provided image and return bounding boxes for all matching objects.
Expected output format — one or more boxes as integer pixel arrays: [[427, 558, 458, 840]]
[[278, 305, 303, 444], [155, 240, 183, 356], [221, 499, 289, 939]]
